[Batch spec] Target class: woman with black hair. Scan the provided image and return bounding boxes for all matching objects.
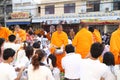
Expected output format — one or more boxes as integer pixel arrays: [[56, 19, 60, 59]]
[[0, 38, 5, 63], [48, 54, 60, 80], [28, 49, 54, 80], [103, 52, 116, 80]]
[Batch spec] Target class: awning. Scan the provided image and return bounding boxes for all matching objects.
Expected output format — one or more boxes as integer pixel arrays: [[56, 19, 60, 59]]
[[81, 20, 120, 25], [6, 22, 30, 25], [32, 18, 80, 24], [6, 18, 31, 26]]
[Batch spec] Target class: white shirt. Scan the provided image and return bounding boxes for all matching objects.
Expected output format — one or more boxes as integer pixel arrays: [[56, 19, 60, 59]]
[[102, 45, 110, 56], [52, 67, 60, 80], [0, 62, 17, 80], [68, 39, 72, 44], [62, 53, 81, 79], [41, 38, 48, 47], [79, 58, 115, 80], [28, 64, 54, 80], [43, 47, 51, 56], [4, 42, 20, 52], [114, 65, 120, 80], [14, 50, 27, 67]]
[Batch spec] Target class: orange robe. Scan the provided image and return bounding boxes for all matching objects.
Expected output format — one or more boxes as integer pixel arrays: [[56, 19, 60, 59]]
[[14, 29, 26, 42], [72, 28, 93, 58], [110, 29, 120, 64], [51, 31, 68, 72], [93, 29, 102, 43], [0, 27, 12, 40]]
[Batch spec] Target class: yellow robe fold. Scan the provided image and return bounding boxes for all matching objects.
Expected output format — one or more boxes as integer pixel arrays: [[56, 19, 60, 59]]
[[14, 29, 26, 42], [72, 28, 93, 58], [93, 29, 102, 43], [51, 31, 68, 72], [110, 29, 120, 64], [0, 27, 12, 40]]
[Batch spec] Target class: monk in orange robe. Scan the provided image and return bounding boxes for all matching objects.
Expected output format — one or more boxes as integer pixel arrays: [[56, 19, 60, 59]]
[[50, 24, 68, 72], [93, 29, 102, 43], [89, 27, 102, 43], [14, 25, 26, 42], [0, 24, 12, 41], [110, 25, 120, 64], [72, 23, 93, 58]]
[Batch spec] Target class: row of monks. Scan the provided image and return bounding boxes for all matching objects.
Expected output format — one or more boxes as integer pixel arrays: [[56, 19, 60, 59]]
[[0, 24, 120, 72], [0, 24, 26, 42], [50, 24, 120, 71]]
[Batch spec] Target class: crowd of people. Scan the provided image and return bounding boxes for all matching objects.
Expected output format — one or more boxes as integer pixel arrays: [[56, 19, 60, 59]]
[[0, 23, 120, 80]]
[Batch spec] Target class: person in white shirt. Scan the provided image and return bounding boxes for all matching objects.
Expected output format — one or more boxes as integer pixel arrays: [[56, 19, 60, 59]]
[[24, 45, 34, 67], [101, 42, 110, 57], [0, 48, 24, 80], [79, 42, 115, 80], [4, 35, 20, 52], [62, 44, 81, 80], [41, 35, 49, 49], [48, 54, 60, 80], [103, 52, 117, 80], [28, 49, 54, 80], [20, 45, 34, 80], [32, 41, 41, 55]]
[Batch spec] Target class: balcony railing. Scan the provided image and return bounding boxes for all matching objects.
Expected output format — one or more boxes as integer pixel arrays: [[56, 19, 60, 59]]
[[0, 0, 12, 6]]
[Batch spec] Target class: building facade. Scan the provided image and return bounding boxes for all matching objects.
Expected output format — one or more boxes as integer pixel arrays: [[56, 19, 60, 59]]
[[0, 0, 12, 26], [32, 0, 120, 33], [6, 0, 38, 28], [5, 0, 120, 33]]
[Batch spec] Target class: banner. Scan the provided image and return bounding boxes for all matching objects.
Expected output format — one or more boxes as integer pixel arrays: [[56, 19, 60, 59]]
[[11, 12, 30, 19]]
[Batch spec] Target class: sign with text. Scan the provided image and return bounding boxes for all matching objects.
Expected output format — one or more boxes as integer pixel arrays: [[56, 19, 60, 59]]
[[11, 12, 30, 19]]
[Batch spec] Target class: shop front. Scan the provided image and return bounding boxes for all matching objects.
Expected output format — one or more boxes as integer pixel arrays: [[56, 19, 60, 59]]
[[6, 12, 31, 30]]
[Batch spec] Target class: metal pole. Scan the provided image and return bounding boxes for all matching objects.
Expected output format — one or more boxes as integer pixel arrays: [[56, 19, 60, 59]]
[[3, 0, 7, 27]]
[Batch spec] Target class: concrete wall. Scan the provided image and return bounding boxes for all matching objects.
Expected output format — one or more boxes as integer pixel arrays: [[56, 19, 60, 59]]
[[100, 0, 113, 12], [39, 0, 81, 17], [12, 0, 38, 17]]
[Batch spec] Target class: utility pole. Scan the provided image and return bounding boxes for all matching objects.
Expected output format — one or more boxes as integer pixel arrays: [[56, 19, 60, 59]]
[[3, 0, 7, 27]]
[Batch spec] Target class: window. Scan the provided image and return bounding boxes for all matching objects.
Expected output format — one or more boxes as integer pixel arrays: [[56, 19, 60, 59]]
[[87, 1, 100, 12], [23, 2, 31, 6], [45, 5, 54, 14], [6, 5, 12, 14], [113, 1, 120, 10], [38, 7, 41, 13], [64, 3, 75, 13], [0, 6, 3, 14], [15, 3, 21, 7]]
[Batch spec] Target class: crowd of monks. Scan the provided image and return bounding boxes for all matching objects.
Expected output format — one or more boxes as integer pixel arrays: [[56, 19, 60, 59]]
[[0, 24, 26, 42], [0, 23, 120, 72]]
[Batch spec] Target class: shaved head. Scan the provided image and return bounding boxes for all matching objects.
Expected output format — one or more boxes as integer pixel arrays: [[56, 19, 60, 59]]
[[56, 24, 63, 32], [15, 25, 20, 28], [15, 25, 20, 32]]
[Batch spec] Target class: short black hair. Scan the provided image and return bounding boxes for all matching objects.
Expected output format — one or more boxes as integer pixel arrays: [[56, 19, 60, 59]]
[[90, 42, 104, 58], [33, 42, 40, 48], [0, 38, 5, 47], [3, 48, 15, 60], [8, 35, 16, 42], [65, 44, 75, 53], [0, 38, 5, 56], [103, 52, 115, 66], [25, 46, 34, 59], [28, 31, 33, 35], [89, 27, 94, 33], [48, 54, 57, 67]]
